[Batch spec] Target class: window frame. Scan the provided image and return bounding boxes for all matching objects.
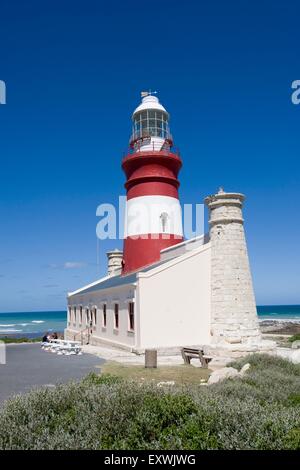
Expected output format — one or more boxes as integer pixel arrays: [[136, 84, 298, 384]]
[[114, 303, 119, 330], [132, 110, 169, 141], [128, 302, 134, 332], [102, 304, 107, 328]]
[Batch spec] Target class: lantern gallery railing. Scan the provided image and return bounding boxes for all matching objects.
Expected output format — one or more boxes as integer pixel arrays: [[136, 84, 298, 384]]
[[124, 140, 180, 156]]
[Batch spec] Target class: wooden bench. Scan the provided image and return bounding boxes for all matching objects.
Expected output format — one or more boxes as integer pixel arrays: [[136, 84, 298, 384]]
[[181, 347, 212, 368]]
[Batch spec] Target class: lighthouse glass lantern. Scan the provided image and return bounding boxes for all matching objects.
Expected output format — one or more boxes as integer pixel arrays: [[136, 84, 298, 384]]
[[130, 95, 172, 152], [122, 93, 183, 274]]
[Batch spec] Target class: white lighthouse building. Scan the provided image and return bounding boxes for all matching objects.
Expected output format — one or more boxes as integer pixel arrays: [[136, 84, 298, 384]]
[[65, 93, 269, 355]]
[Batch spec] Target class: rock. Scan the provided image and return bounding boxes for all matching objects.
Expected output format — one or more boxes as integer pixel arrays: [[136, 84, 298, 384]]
[[225, 337, 242, 344], [291, 340, 300, 350], [276, 348, 300, 364], [157, 381, 175, 387], [207, 367, 239, 385], [240, 363, 251, 376], [290, 350, 300, 364]]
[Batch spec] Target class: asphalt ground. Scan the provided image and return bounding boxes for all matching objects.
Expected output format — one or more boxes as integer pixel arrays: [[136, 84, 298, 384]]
[[0, 343, 104, 404]]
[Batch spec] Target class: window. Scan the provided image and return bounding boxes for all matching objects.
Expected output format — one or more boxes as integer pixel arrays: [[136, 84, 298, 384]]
[[160, 212, 169, 233], [102, 304, 107, 327], [79, 306, 82, 324], [93, 308, 97, 325], [128, 302, 134, 331], [74, 306, 76, 322], [132, 110, 170, 141], [86, 309, 89, 325], [114, 303, 119, 329]]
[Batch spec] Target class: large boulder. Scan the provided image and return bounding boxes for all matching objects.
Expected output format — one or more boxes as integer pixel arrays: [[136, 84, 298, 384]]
[[207, 367, 239, 385], [291, 340, 300, 350], [276, 348, 300, 364], [240, 363, 251, 376], [290, 350, 300, 363]]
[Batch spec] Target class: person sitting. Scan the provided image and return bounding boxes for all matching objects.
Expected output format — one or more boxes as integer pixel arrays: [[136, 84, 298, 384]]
[[42, 333, 49, 343], [52, 332, 58, 340]]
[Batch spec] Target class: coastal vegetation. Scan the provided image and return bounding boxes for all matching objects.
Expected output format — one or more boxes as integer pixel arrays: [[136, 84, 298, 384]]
[[289, 334, 300, 343], [0, 336, 41, 344], [0, 354, 299, 450], [0, 336, 42, 344]]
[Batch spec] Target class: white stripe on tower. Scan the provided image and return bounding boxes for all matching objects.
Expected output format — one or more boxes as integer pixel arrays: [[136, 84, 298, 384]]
[[124, 195, 183, 238]]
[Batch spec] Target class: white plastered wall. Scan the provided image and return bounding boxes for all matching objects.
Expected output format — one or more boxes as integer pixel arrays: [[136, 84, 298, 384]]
[[66, 285, 138, 350], [136, 242, 211, 350]]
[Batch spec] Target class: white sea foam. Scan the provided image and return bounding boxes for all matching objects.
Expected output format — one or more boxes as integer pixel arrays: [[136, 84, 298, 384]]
[[31, 320, 45, 324], [20, 323, 29, 327], [0, 329, 23, 333], [259, 318, 300, 323], [0, 324, 16, 327]]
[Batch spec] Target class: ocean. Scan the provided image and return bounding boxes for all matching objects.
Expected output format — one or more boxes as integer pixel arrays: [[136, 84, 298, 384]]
[[256, 305, 300, 321], [0, 305, 299, 338], [0, 311, 67, 338]]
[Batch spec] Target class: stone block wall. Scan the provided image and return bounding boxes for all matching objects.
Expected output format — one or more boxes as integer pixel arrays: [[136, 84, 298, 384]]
[[205, 189, 261, 346]]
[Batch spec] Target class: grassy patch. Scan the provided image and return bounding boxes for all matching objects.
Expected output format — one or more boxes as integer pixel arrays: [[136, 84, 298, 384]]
[[0, 336, 41, 344], [100, 361, 210, 385]]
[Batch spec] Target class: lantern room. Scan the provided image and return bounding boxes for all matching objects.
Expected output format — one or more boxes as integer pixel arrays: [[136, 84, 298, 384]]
[[130, 94, 173, 151]]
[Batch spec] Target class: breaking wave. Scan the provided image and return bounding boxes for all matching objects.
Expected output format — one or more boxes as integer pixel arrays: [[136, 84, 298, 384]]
[[0, 329, 23, 333]]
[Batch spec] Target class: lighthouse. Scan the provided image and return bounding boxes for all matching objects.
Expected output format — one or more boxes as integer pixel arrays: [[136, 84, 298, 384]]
[[66, 93, 270, 356], [121, 93, 184, 274]]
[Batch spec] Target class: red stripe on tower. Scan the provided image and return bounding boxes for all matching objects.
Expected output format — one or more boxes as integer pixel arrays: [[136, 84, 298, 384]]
[[121, 93, 184, 275]]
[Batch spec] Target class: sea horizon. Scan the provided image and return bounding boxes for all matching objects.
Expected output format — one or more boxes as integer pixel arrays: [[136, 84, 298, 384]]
[[0, 305, 299, 338], [0, 310, 67, 337]]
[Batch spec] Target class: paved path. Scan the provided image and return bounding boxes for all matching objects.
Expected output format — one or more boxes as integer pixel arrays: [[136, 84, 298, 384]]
[[81, 345, 233, 369], [0, 343, 104, 404], [82, 344, 184, 365]]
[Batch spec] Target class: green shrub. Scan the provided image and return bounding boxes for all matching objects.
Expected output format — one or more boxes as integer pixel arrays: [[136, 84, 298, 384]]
[[121, 392, 198, 449], [284, 428, 300, 450], [82, 372, 123, 385], [0, 354, 299, 450], [287, 394, 300, 406], [226, 354, 300, 405], [288, 334, 300, 343], [229, 353, 300, 375]]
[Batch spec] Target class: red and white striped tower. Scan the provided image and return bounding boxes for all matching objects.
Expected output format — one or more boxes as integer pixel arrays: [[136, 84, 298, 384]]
[[122, 93, 183, 275]]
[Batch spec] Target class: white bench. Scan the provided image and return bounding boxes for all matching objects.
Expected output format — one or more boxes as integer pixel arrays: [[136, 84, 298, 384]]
[[42, 339, 63, 351], [57, 343, 82, 355], [42, 339, 82, 355]]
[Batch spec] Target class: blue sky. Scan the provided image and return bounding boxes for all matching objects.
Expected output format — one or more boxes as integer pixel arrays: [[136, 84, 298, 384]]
[[0, 0, 299, 312]]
